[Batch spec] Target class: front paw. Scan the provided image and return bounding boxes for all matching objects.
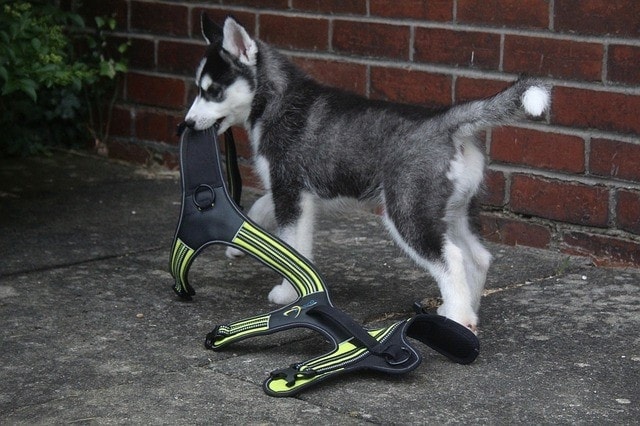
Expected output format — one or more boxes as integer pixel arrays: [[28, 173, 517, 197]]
[[268, 281, 298, 305], [225, 246, 245, 259]]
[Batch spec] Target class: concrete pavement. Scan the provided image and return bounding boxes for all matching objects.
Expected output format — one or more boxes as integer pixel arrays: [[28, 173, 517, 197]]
[[1, 151, 638, 424]]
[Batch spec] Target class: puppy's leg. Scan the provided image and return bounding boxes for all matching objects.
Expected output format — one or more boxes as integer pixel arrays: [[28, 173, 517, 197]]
[[225, 192, 277, 258], [436, 238, 479, 330], [442, 139, 490, 325], [382, 208, 479, 331], [268, 192, 317, 304], [453, 216, 492, 312]]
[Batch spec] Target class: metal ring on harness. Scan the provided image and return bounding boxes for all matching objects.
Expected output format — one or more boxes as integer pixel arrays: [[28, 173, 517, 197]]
[[192, 184, 216, 211]]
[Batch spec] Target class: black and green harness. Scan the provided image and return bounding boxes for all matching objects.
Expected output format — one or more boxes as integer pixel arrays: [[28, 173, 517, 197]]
[[169, 126, 480, 397]]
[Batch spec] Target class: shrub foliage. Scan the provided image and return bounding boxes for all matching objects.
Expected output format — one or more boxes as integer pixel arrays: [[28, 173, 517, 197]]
[[0, 0, 128, 156]]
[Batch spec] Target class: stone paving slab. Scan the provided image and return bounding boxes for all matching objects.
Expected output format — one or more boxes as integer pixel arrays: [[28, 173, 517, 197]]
[[1, 152, 638, 424]]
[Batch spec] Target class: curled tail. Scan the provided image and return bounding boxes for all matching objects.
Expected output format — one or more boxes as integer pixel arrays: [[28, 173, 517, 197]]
[[443, 77, 551, 137]]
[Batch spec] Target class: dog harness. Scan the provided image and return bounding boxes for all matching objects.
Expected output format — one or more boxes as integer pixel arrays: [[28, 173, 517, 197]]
[[169, 126, 480, 397]]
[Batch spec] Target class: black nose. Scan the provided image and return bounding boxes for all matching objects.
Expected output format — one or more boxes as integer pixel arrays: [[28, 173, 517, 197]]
[[176, 119, 195, 137]]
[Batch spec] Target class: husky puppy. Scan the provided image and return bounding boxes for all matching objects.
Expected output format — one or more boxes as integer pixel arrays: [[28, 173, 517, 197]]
[[185, 15, 551, 331]]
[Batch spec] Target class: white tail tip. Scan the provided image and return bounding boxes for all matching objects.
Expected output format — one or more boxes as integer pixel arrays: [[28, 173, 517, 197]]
[[522, 86, 550, 116]]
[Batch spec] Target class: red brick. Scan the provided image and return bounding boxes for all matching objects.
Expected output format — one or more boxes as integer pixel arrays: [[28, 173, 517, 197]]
[[333, 21, 410, 60], [230, 128, 252, 160], [291, 57, 367, 95], [158, 41, 206, 76], [482, 169, 507, 207], [217, 127, 252, 160], [590, 139, 640, 182], [126, 73, 186, 109], [108, 105, 133, 139], [370, 67, 452, 108], [135, 109, 183, 145], [552, 86, 640, 135], [128, 37, 156, 70], [617, 190, 640, 235], [555, 0, 640, 37], [510, 175, 609, 227], [161, 151, 179, 171], [608, 45, 640, 85], [503, 36, 603, 81], [240, 162, 264, 191], [191, 9, 256, 39], [107, 139, 151, 165], [455, 77, 510, 103], [491, 128, 585, 173], [260, 14, 329, 51], [414, 28, 500, 70], [562, 231, 640, 267], [131, 1, 189, 37], [479, 213, 551, 248], [457, 0, 549, 29], [291, 0, 366, 15], [223, 0, 288, 8], [370, 0, 453, 21]]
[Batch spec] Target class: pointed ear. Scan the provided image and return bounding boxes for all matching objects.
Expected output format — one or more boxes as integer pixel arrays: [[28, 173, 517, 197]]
[[201, 13, 222, 44], [222, 16, 258, 66]]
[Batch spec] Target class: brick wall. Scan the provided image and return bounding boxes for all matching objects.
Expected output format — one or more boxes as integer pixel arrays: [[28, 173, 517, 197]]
[[78, 0, 640, 267]]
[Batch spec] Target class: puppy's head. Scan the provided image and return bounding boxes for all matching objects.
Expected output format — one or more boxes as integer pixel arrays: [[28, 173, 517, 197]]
[[184, 15, 257, 133]]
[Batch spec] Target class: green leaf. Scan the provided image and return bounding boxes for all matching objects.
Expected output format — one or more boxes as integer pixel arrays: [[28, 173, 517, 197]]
[[39, 63, 57, 74], [99, 60, 116, 79], [1, 81, 16, 96], [86, 37, 98, 49], [117, 42, 129, 54], [94, 16, 105, 28], [114, 62, 127, 73], [68, 13, 85, 28], [18, 79, 37, 101]]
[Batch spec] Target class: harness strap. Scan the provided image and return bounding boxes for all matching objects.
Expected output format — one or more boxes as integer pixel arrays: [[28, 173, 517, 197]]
[[263, 313, 479, 397], [222, 129, 242, 207], [265, 320, 414, 397], [307, 304, 403, 360]]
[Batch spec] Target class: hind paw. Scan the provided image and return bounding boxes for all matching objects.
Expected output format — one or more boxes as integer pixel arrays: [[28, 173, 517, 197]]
[[437, 304, 479, 334]]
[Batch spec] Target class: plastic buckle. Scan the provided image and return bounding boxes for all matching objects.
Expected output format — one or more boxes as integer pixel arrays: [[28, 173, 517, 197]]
[[269, 365, 318, 388], [383, 345, 412, 366], [204, 325, 225, 349]]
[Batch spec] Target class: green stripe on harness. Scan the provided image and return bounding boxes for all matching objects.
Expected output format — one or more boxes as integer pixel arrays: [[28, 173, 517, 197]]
[[169, 238, 196, 297], [233, 221, 326, 296], [169, 126, 479, 397]]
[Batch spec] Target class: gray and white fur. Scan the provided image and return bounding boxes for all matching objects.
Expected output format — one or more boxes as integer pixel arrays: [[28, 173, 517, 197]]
[[185, 15, 552, 332]]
